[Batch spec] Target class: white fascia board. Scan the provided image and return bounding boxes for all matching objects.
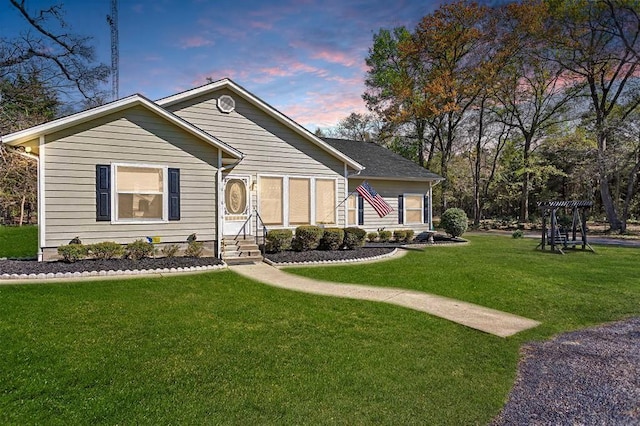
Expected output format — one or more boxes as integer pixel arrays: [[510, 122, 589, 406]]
[[157, 78, 364, 171], [0, 94, 243, 160], [349, 175, 445, 183]]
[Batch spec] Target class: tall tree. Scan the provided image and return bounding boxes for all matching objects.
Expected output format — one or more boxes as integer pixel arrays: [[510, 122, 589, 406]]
[[402, 0, 493, 210], [0, 71, 58, 225], [364, 27, 434, 168], [492, 1, 579, 221], [546, 0, 640, 231], [1, 0, 109, 105]]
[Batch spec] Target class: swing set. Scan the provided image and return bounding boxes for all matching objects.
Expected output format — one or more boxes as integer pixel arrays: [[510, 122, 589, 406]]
[[537, 201, 595, 254]]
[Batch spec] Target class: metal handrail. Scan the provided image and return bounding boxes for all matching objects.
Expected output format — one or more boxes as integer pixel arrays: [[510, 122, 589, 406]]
[[254, 209, 268, 254], [233, 213, 253, 241]]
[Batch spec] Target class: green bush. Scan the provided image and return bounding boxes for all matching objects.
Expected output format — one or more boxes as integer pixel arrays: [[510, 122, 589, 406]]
[[441, 208, 468, 238], [378, 230, 392, 242], [512, 229, 524, 239], [320, 228, 344, 251], [126, 239, 154, 260], [404, 229, 415, 242], [161, 243, 180, 258], [393, 230, 407, 242], [343, 227, 367, 249], [57, 244, 88, 263], [292, 225, 323, 252], [88, 241, 125, 260], [265, 229, 293, 253], [366, 232, 378, 242], [184, 241, 204, 258]]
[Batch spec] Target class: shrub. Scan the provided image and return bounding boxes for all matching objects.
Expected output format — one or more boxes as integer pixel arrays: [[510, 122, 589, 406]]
[[440, 208, 468, 238], [184, 241, 204, 258], [88, 241, 125, 260], [393, 230, 407, 242], [265, 229, 293, 253], [512, 229, 524, 239], [343, 227, 367, 249], [126, 239, 154, 260], [161, 243, 180, 258], [292, 225, 323, 252], [57, 244, 88, 263], [378, 230, 392, 242], [366, 232, 378, 242], [320, 228, 344, 251], [404, 229, 415, 242]]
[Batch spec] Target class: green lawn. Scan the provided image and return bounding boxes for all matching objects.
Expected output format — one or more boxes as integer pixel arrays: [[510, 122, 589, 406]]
[[0, 225, 37, 259], [0, 235, 638, 424]]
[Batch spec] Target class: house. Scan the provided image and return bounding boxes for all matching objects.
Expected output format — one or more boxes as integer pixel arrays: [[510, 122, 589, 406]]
[[0, 78, 442, 261]]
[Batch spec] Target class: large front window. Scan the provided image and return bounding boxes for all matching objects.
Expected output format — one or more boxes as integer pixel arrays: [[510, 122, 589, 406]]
[[258, 175, 336, 227], [316, 179, 336, 225], [289, 178, 310, 225], [259, 176, 283, 225], [115, 165, 165, 221], [404, 194, 423, 224]]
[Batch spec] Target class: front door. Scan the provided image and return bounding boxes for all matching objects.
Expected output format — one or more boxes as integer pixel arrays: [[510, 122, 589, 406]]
[[223, 176, 250, 236]]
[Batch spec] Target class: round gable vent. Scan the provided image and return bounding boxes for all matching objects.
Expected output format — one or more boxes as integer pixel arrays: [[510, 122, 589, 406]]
[[217, 95, 235, 113]]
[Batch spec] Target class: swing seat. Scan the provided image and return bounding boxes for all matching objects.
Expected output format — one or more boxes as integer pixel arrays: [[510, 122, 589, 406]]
[[547, 228, 567, 246]]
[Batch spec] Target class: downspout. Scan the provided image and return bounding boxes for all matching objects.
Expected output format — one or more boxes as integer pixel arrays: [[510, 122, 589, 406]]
[[428, 181, 434, 231], [216, 149, 222, 259], [343, 163, 348, 226], [38, 136, 46, 261]]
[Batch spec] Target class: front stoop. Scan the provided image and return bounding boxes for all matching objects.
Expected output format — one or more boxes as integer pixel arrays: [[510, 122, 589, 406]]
[[222, 236, 263, 265]]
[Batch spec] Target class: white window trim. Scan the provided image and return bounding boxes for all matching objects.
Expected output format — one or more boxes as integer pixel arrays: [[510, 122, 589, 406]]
[[111, 162, 169, 224], [403, 193, 424, 225], [257, 174, 338, 228]]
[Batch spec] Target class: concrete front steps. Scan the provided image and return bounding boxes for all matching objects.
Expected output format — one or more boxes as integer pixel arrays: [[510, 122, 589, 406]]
[[222, 236, 263, 265]]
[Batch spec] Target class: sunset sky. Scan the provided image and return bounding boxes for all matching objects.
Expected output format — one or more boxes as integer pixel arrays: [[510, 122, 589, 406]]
[[1, 0, 443, 130]]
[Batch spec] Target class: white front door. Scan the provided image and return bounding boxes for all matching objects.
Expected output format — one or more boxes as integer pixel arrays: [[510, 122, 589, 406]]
[[223, 176, 250, 236]]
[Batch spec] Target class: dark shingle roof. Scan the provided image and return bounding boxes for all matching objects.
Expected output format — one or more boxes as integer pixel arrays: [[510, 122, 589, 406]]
[[322, 137, 442, 181]]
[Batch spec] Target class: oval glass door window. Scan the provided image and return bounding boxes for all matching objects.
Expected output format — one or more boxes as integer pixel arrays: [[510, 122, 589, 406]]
[[225, 179, 247, 215]]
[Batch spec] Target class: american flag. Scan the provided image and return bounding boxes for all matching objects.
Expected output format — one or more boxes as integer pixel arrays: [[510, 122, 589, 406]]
[[356, 181, 393, 218]]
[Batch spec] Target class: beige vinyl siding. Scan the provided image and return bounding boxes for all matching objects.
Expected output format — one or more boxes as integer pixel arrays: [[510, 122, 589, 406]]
[[349, 179, 432, 233], [167, 89, 347, 227], [43, 106, 219, 249]]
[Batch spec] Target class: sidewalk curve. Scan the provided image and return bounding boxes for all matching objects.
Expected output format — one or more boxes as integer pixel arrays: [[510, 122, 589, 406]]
[[229, 263, 540, 338]]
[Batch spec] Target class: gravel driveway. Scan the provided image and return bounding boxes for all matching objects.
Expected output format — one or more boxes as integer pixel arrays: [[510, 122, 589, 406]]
[[493, 317, 640, 425]]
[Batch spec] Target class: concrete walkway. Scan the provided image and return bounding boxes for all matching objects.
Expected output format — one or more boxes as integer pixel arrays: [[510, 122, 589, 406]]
[[230, 263, 540, 338]]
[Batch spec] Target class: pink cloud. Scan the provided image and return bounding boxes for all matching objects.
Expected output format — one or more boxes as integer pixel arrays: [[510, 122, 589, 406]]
[[179, 36, 214, 49], [310, 50, 358, 68]]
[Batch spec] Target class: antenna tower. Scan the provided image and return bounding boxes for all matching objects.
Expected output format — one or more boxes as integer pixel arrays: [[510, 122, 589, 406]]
[[107, 0, 119, 100]]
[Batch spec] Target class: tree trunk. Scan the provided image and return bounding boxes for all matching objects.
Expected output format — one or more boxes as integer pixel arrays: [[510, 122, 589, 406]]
[[598, 132, 623, 231], [621, 159, 640, 233], [19, 195, 26, 226], [473, 99, 486, 225], [520, 135, 532, 222]]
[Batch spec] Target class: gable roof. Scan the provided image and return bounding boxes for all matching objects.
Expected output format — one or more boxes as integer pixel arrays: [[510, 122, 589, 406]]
[[322, 138, 443, 182], [156, 78, 364, 171], [0, 94, 243, 161]]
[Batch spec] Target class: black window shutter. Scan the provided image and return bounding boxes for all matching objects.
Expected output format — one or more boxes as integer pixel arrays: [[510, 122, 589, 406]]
[[357, 195, 364, 226], [424, 195, 429, 224], [96, 164, 111, 221], [168, 168, 180, 221], [398, 195, 404, 224]]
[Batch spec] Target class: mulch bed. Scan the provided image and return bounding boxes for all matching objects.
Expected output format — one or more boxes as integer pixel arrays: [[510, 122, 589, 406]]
[[264, 246, 395, 264], [492, 317, 640, 425], [0, 256, 223, 276]]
